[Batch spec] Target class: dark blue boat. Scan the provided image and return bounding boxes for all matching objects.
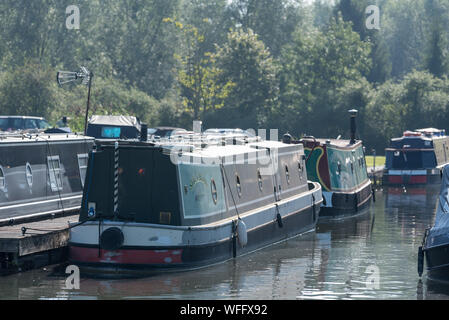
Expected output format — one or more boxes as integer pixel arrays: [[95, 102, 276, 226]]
[[383, 128, 449, 186], [419, 164, 449, 282]]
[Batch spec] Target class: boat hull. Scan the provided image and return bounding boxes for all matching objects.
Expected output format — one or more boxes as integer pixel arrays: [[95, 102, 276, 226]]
[[424, 242, 449, 283], [383, 169, 441, 186], [319, 180, 373, 218], [69, 183, 322, 278]]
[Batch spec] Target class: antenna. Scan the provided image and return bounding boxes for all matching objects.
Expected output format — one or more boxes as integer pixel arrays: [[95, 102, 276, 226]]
[[57, 66, 94, 135]]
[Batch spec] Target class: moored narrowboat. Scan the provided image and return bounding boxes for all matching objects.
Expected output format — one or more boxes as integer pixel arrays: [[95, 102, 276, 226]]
[[283, 110, 372, 218], [383, 128, 449, 186], [68, 132, 323, 277], [0, 132, 95, 224], [419, 165, 449, 282]]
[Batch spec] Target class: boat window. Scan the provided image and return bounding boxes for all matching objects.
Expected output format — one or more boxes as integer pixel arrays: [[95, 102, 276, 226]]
[[285, 165, 290, 184], [77, 154, 89, 187], [236, 174, 242, 197], [47, 156, 63, 192], [257, 169, 263, 191], [25, 163, 33, 188], [24, 119, 38, 129], [337, 161, 341, 175], [211, 179, 218, 204], [101, 126, 121, 138], [0, 165, 5, 190]]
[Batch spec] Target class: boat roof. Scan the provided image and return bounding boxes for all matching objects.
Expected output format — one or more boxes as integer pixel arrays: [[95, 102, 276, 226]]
[[88, 115, 141, 129], [0, 115, 47, 120], [97, 131, 298, 160], [301, 137, 363, 149], [0, 132, 94, 144]]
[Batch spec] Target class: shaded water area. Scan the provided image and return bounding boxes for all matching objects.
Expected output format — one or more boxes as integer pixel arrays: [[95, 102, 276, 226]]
[[1, 187, 449, 300]]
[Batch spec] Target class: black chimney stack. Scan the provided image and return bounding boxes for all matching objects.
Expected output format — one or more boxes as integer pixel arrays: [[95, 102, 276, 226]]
[[349, 109, 358, 144], [140, 123, 148, 142]]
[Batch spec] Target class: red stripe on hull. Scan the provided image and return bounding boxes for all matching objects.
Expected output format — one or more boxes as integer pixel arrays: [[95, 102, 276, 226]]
[[69, 246, 183, 265], [388, 176, 403, 184], [409, 175, 427, 184]]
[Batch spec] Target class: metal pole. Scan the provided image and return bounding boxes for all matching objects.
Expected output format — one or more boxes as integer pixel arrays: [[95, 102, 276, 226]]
[[84, 72, 93, 136]]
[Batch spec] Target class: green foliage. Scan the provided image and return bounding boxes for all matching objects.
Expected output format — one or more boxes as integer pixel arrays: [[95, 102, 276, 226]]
[[166, 18, 234, 120], [0, 61, 56, 119], [209, 28, 278, 129], [277, 16, 371, 137], [1, 0, 449, 155]]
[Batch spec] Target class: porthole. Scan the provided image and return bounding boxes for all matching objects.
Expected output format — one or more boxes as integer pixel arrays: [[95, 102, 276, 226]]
[[211, 179, 218, 204], [236, 173, 242, 197], [285, 165, 290, 184], [0, 165, 5, 191], [25, 163, 33, 188], [257, 169, 263, 191]]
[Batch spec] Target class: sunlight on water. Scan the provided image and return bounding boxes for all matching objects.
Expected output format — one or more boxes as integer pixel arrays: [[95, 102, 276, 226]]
[[0, 186, 448, 300]]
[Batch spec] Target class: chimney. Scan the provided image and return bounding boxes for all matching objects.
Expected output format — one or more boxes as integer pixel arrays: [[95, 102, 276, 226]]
[[140, 123, 148, 142], [349, 109, 358, 144]]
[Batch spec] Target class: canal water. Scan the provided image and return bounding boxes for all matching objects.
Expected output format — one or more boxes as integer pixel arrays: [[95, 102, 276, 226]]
[[1, 187, 449, 300]]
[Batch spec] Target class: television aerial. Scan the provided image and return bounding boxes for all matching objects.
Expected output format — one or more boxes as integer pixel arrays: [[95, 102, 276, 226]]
[[56, 66, 93, 135]]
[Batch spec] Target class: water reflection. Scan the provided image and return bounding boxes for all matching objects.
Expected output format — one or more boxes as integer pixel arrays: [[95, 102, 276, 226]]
[[0, 186, 448, 300]]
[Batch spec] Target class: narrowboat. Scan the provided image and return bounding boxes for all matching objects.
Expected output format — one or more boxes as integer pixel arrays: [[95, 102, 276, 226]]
[[383, 128, 449, 186], [0, 132, 95, 225], [419, 165, 449, 283], [68, 131, 323, 277], [283, 110, 372, 218]]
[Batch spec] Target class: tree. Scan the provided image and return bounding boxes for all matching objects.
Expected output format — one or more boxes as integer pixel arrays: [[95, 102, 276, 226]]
[[0, 61, 56, 118], [335, 0, 391, 83], [166, 18, 234, 120], [227, 0, 303, 57], [209, 28, 278, 129], [277, 16, 371, 137]]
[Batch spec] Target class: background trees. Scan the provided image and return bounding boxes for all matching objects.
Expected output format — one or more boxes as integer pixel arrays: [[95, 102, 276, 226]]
[[1, 0, 449, 153]]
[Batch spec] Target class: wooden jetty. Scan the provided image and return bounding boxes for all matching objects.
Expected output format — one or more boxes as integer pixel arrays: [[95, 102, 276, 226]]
[[0, 214, 78, 275]]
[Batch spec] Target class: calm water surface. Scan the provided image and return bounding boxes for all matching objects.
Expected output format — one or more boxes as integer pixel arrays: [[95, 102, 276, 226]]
[[1, 187, 449, 300]]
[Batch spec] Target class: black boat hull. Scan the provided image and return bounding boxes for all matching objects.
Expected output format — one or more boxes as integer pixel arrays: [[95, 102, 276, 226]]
[[319, 180, 373, 219], [69, 201, 321, 278], [424, 243, 449, 283]]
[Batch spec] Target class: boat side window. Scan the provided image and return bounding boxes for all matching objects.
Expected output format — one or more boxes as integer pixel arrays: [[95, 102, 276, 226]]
[[77, 154, 89, 187], [47, 156, 63, 192], [236, 173, 242, 197], [285, 165, 290, 184], [0, 165, 5, 191], [24, 119, 38, 129], [211, 179, 218, 204], [25, 162, 33, 188]]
